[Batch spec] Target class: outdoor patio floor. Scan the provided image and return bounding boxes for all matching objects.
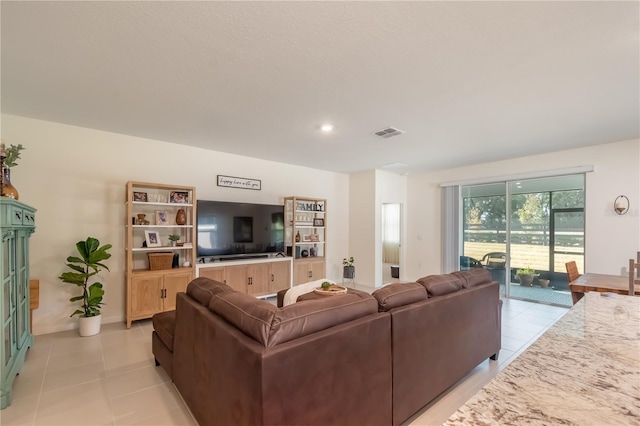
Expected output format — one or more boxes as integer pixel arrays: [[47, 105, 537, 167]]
[[500, 283, 572, 306]]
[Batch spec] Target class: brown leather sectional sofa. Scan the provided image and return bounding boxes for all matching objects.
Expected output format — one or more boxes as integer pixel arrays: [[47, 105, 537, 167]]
[[152, 268, 501, 426]]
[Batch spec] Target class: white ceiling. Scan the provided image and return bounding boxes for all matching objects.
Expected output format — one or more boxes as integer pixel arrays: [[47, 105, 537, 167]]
[[2, 1, 638, 175]]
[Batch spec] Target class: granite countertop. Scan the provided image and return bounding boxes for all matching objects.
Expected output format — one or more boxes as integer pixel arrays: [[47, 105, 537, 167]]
[[445, 292, 640, 425]]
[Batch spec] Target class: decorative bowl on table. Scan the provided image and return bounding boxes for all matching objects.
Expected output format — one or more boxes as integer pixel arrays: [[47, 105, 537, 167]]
[[314, 285, 348, 296]]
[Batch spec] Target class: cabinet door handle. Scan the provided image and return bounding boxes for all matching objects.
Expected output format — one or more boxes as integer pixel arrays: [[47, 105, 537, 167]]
[[271, 274, 274, 282], [308, 271, 312, 278]]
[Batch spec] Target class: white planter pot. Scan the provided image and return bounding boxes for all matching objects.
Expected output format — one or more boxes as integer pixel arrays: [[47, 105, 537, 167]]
[[78, 314, 101, 337]]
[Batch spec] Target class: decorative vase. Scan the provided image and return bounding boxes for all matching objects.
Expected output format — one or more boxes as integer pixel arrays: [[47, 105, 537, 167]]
[[343, 266, 355, 279], [175, 209, 187, 225], [1, 168, 19, 200], [295, 231, 301, 242], [170, 241, 177, 247], [539, 279, 550, 288], [78, 314, 101, 337]]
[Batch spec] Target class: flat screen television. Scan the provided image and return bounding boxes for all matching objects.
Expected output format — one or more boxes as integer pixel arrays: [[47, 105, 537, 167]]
[[196, 200, 285, 260]]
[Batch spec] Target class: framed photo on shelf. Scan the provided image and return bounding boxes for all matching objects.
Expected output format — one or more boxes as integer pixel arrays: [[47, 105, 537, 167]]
[[313, 218, 324, 227], [144, 230, 162, 248], [155, 210, 168, 225], [169, 191, 189, 204], [133, 191, 148, 202]]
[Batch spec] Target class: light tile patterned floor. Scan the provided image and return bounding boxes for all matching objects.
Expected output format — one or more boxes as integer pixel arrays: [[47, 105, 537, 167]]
[[0, 298, 567, 426]]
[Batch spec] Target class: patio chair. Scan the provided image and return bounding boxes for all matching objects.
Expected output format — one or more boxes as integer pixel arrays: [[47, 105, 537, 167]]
[[460, 255, 482, 270], [482, 252, 506, 268], [482, 252, 506, 284]]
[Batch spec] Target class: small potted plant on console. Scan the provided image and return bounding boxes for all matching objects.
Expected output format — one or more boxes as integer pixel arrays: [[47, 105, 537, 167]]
[[343, 257, 355, 280]]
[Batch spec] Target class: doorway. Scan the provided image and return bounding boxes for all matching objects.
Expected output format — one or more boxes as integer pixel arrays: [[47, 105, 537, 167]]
[[382, 203, 402, 284]]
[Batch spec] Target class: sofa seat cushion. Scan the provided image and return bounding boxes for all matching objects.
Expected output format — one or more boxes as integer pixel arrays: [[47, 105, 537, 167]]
[[152, 310, 176, 352], [372, 283, 427, 312], [417, 274, 463, 297], [452, 268, 492, 288], [187, 277, 234, 306]]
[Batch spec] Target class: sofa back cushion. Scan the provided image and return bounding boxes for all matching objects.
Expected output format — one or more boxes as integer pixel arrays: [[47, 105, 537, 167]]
[[372, 283, 427, 312], [269, 292, 378, 347], [451, 268, 492, 288], [207, 288, 378, 347], [416, 274, 463, 297], [187, 277, 234, 306], [209, 291, 277, 345]]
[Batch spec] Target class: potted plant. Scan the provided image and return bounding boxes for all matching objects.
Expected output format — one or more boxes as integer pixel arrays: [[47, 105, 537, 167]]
[[515, 267, 536, 287], [343, 256, 355, 279], [0, 142, 25, 199], [168, 234, 181, 247], [58, 237, 112, 336]]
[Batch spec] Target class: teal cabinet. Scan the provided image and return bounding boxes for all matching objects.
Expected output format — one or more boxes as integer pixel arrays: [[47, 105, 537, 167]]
[[0, 199, 36, 409]]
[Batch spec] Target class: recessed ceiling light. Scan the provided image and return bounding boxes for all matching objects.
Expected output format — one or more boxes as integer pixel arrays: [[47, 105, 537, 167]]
[[320, 124, 334, 133]]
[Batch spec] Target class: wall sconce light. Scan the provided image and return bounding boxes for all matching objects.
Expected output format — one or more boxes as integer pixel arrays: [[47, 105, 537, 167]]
[[614, 195, 629, 215]]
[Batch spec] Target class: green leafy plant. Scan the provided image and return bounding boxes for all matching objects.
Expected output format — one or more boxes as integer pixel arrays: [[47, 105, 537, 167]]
[[168, 234, 181, 241], [4, 144, 25, 168], [342, 257, 354, 267], [58, 237, 112, 317], [516, 267, 536, 276], [321, 281, 332, 290]]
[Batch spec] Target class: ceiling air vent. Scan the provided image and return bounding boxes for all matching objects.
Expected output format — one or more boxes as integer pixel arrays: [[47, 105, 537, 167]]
[[373, 127, 405, 138]]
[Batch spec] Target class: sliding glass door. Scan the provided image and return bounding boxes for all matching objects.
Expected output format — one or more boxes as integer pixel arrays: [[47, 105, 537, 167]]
[[461, 183, 507, 287], [461, 175, 584, 306]]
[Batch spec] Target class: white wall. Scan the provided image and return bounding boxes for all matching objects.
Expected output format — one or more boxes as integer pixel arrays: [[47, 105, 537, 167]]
[[347, 170, 407, 288], [404, 139, 640, 280], [348, 170, 377, 286], [2, 114, 350, 335]]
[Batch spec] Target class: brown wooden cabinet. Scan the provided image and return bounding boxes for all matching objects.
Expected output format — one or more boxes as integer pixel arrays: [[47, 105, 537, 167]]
[[269, 260, 291, 293], [125, 181, 196, 328], [293, 259, 326, 285], [129, 270, 192, 324], [198, 267, 225, 283], [197, 259, 291, 297]]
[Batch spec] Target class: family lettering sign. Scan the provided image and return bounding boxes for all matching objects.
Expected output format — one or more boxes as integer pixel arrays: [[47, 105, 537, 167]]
[[217, 175, 262, 191]]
